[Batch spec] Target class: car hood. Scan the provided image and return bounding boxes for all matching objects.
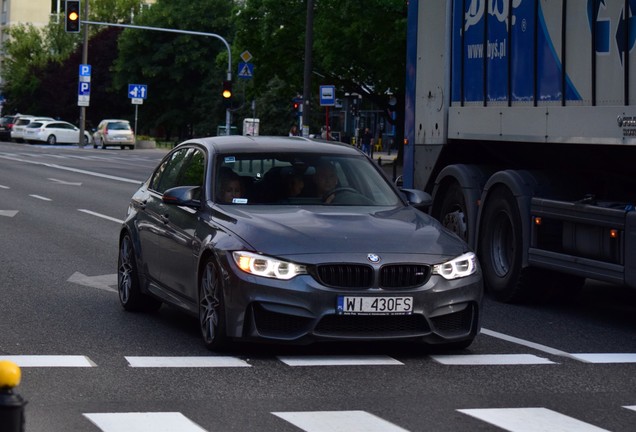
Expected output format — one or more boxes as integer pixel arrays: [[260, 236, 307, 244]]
[[214, 205, 467, 259]]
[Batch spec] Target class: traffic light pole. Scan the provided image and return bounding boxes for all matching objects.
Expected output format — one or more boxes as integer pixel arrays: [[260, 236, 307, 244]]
[[78, 0, 89, 148], [80, 20, 233, 136]]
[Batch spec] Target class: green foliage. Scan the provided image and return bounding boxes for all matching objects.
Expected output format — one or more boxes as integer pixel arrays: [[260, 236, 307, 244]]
[[2, 0, 407, 147], [113, 0, 235, 140]]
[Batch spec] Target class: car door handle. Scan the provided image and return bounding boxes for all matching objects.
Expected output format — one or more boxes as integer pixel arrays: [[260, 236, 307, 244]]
[[132, 199, 147, 210]]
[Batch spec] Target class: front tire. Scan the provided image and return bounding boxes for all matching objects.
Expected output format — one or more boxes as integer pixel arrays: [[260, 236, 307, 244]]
[[478, 187, 540, 303], [118, 233, 161, 312], [436, 182, 469, 243], [199, 259, 228, 350]]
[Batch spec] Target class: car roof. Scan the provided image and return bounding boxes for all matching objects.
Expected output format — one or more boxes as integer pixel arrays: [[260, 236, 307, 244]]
[[35, 120, 74, 126], [99, 119, 130, 123], [179, 135, 363, 156]]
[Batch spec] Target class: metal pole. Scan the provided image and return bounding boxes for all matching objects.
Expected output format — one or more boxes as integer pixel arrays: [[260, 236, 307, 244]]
[[81, 21, 233, 135], [78, 0, 89, 148], [302, 0, 314, 137]]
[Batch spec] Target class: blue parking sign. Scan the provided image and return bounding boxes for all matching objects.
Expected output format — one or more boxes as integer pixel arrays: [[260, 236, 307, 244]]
[[78, 82, 91, 96]]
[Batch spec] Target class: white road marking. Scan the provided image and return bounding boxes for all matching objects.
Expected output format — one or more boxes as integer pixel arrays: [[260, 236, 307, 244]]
[[29, 194, 52, 201], [49, 177, 82, 186], [68, 272, 117, 292], [278, 355, 404, 366], [0, 210, 18, 217], [624, 405, 636, 412], [569, 353, 636, 363], [458, 407, 610, 432], [125, 356, 251, 368], [0, 355, 96, 367], [84, 412, 207, 432], [481, 328, 578, 360], [0, 184, 9, 189], [272, 410, 410, 432], [0, 153, 142, 184], [431, 354, 556, 365], [78, 209, 124, 224]]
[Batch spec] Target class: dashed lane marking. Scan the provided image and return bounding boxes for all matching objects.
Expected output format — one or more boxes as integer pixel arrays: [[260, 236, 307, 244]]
[[29, 194, 52, 201], [0, 355, 97, 367], [458, 407, 610, 432], [272, 410, 410, 432], [431, 354, 556, 365], [125, 356, 251, 368], [277, 355, 404, 366], [78, 209, 124, 224], [569, 353, 636, 363], [84, 412, 207, 432]]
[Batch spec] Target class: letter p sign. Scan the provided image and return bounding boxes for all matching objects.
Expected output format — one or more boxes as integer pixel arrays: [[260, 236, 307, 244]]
[[78, 82, 91, 96]]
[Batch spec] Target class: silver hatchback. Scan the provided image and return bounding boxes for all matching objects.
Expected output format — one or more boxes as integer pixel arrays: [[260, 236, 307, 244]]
[[93, 119, 135, 149]]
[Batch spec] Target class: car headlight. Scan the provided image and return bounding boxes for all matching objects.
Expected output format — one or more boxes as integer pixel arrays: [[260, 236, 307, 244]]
[[232, 251, 307, 280], [432, 252, 478, 280]]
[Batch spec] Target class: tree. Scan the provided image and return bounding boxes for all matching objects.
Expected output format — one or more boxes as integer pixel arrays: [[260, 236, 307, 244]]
[[113, 0, 235, 140]]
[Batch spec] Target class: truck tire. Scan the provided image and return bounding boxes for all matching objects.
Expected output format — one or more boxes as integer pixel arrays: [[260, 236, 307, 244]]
[[436, 182, 469, 243], [478, 187, 539, 302]]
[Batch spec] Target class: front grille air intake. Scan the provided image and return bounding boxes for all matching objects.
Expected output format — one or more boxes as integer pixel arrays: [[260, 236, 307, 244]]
[[316, 265, 373, 288]]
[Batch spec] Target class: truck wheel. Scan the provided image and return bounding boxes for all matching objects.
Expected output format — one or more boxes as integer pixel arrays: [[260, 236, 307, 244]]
[[436, 182, 469, 243], [478, 187, 538, 302]]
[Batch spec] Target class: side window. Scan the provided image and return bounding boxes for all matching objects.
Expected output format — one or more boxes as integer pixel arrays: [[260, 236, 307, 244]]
[[149, 147, 206, 194]]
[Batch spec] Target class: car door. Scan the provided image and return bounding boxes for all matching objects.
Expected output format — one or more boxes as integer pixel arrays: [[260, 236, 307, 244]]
[[158, 146, 207, 301], [138, 146, 205, 302]]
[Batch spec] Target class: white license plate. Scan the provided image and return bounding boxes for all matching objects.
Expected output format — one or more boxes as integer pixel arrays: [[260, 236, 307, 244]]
[[337, 296, 413, 315]]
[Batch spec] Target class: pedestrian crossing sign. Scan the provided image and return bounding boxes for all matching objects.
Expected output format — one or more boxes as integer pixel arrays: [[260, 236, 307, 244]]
[[238, 62, 254, 79]]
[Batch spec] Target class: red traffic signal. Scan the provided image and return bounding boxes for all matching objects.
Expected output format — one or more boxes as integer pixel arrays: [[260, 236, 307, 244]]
[[65, 0, 81, 33]]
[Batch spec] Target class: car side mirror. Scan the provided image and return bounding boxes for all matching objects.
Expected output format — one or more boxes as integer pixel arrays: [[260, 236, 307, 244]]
[[162, 186, 201, 208], [400, 188, 432, 209]]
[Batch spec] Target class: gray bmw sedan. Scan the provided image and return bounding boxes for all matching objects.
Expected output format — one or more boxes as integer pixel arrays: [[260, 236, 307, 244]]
[[117, 136, 482, 350]]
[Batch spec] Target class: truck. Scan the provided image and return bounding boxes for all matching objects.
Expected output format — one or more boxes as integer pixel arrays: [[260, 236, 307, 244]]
[[404, 0, 636, 302]]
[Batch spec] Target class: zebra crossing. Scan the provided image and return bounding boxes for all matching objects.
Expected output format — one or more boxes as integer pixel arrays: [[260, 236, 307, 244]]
[[81, 406, 636, 432], [3, 352, 635, 431]]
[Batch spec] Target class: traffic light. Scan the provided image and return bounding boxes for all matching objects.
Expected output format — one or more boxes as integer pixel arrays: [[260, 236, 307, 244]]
[[222, 80, 232, 99], [65, 0, 81, 33], [292, 97, 302, 115]]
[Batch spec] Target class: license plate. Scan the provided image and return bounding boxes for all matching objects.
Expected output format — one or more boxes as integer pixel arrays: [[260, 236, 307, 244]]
[[337, 296, 413, 315]]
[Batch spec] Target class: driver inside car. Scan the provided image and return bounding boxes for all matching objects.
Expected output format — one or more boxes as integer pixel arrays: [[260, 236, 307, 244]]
[[313, 161, 339, 203]]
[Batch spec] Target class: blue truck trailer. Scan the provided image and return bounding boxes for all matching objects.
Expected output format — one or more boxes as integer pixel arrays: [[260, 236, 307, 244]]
[[404, 0, 636, 302]]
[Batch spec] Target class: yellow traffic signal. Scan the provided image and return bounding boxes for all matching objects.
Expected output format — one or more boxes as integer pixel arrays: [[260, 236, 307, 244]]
[[222, 80, 232, 99], [65, 1, 81, 33]]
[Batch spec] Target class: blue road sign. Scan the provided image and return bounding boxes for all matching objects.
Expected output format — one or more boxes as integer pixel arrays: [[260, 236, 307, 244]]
[[238, 62, 254, 79], [128, 84, 148, 99], [319, 85, 336, 106], [79, 64, 91, 77], [78, 82, 91, 96]]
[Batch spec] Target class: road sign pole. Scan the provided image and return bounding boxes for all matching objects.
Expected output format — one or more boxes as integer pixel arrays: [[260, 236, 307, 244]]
[[78, 0, 89, 148], [225, 71, 231, 135]]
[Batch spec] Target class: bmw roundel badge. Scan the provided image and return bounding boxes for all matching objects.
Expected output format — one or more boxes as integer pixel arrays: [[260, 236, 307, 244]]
[[367, 253, 381, 263]]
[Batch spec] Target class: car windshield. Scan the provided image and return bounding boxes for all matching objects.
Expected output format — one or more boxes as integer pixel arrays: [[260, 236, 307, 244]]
[[108, 122, 130, 130], [214, 152, 401, 206]]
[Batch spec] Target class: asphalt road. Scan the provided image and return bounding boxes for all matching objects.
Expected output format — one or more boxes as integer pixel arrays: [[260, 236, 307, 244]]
[[1, 141, 635, 432]]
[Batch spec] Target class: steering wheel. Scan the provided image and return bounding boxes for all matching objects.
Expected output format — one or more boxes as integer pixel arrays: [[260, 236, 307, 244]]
[[323, 187, 359, 203]]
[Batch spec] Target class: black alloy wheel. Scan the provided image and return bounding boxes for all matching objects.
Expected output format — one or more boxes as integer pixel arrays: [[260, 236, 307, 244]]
[[199, 259, 228, 350]]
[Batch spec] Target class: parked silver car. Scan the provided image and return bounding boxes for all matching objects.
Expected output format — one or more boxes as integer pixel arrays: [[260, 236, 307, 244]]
[[93, 119, 135, 149]]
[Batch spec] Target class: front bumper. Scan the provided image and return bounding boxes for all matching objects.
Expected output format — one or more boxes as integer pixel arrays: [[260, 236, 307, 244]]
[[221, 259, 483, 345]]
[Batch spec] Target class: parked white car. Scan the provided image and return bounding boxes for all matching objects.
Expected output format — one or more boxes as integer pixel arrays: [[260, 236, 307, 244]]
[[11, 116, 54, 142], [23, 120, 91, 145], [93, 119, 135, 149]]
